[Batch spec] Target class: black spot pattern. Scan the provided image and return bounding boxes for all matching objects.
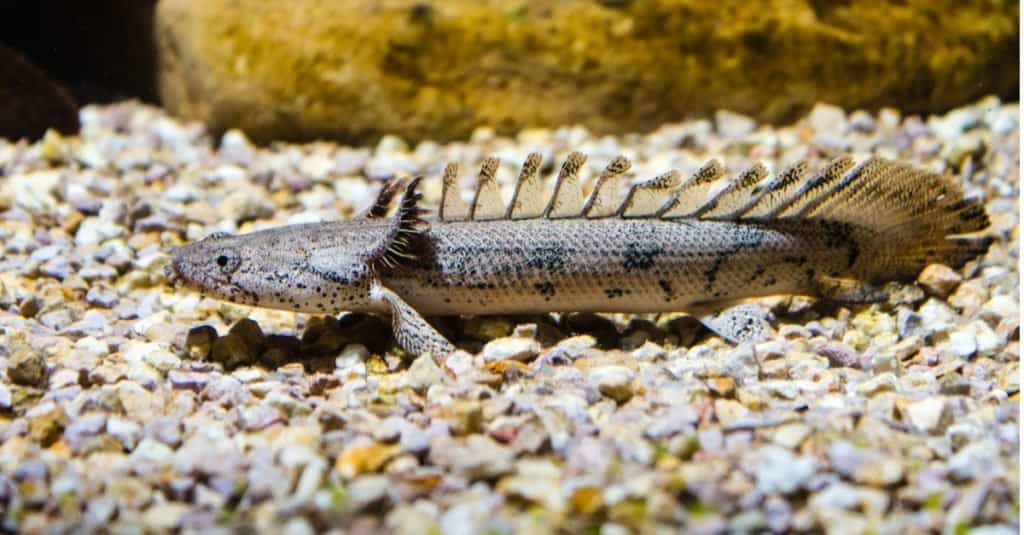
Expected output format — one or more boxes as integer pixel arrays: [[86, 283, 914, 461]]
[[622, 241, 661, 271]]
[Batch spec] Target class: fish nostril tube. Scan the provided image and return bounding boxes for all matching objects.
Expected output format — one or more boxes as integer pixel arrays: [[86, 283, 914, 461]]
[[165, 263, 181, 286]]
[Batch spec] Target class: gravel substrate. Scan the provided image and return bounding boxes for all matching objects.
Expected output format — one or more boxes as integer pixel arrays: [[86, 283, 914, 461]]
[[0, 98, 1018, 533]]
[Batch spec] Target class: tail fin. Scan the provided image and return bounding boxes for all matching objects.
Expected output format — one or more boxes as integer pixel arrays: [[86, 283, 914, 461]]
[[743, 157, 992, 279]]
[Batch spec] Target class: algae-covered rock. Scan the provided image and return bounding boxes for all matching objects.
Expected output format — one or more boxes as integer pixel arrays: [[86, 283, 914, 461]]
[[155, 0, 1018, 144]]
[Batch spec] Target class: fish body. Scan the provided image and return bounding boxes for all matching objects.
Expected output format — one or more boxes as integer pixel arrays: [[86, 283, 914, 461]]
[[168, 153, 991, 356]]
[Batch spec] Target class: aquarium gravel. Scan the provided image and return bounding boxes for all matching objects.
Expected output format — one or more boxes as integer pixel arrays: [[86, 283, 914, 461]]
[[0, 98, 1018, 533]]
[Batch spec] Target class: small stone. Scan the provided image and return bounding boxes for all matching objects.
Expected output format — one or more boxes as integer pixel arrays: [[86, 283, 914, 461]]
[[772, 423, 812, 449], [441, 400, 483, 435], [218, 188, 275, 223], [63, 412, 108, 451], [969, 320, 1005, 357], [948, 281, 989, 311], [889, 336, 923, 360], [590, 365, 635, 403], [429, 434, 515, 481], [400, 425, 430, 455], [142, 502, 188, 531], [238, 404, 286, 431], [917, 299, 958, 337], [549, 335, 598, 360], [947, 329, 978, 358], [939, 373, 971, 396], [981, 294, 1017, 321], [905, 397, 952, 434], [813, 341, 861, 368], [185, 325, 218, 359], [75, 217, 126, 247], [630, 341, 666, 361], [401, 354, 448, 392], [807, 102, 847, 135], [11, 170, 61, 213], [716, 109, 756, 137], [755, 445, 814, 494], [145, 416, 184, 447], [855, 373, 900, 396], [497, 459, 564, 511], [347, 475, 392, 512], [107, 417, 142, 450], [854, 459, 904, 487], [481, 336, 541, 363], [27, 401, 69, 445], [917, 264, 962, 296], [714, 399, 750, 427], [707, 376, 736, 397], [336, 442, 401, 478], [7, 349, 47, 387], [85, 286, 119, 308], [39, 308, 75, 331]]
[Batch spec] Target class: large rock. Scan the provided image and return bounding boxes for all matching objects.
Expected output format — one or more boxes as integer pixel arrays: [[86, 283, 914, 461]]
[[156, 0, 1018, 144]]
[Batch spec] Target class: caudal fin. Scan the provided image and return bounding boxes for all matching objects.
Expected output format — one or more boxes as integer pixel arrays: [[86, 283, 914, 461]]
[[742, 157, 991, 279]]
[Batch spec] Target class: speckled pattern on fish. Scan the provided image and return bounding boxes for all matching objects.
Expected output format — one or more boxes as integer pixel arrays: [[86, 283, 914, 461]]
[[168, 153, 992, 357]]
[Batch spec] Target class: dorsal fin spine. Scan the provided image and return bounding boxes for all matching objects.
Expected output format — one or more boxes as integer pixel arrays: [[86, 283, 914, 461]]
[[583, 155, 632, 218], [506, 152, 545, 219], [439, 162, 470, 221], [469, 156, 503, 221], [543, 151, 587, 218]]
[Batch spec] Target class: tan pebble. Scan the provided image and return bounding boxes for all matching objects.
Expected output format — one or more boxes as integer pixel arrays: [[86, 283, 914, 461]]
[[481, 336, 540, 363], [917, 264, 962, 297], [590, 365, 635, 403], [26, 402, 69, 445], [568, 486, 603, 515], [707, 376, 736, 397], [714, 399, 750, 427], [772, 423, 812, 449], [442, 400, 484, 436], [855, 373, 901, 396], [335, 442, 401, 479], [903, 396, 952, 434], [7, 349, 48, 387], [889, 336, 923, 360], [855, 458, 905, 487], [947, 281, 989, 311]]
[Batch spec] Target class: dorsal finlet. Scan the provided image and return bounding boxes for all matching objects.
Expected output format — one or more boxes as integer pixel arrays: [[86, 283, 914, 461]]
[[620, 170, 682, 218], [469, 156, 504, 221], [507, 152, 545, 219], [695, 162, 769, 220], [439, 162, 470, 221], [543, 151, 588, 219], [770, 156, 855, 219], [737, 160, 810, 219], [583, 155, 632, 218], [659, 159, 726, 218]]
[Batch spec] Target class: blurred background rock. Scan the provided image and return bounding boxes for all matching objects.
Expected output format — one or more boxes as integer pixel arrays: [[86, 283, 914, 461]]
[[1, 0, 1018, 143]]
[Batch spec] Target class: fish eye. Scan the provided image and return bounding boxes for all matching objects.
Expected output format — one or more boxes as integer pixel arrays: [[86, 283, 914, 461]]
[[213, 249, 241, 273]]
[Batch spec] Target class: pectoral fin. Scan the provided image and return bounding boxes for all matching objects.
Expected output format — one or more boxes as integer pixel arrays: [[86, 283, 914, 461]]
[[691, 301, 773, 344], [370, 282, 455, 360]]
